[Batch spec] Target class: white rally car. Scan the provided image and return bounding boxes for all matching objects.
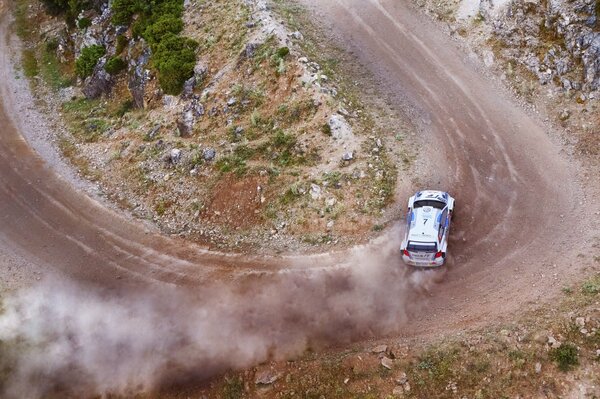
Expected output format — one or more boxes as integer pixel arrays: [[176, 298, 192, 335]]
[[400, 190, 455, 267]]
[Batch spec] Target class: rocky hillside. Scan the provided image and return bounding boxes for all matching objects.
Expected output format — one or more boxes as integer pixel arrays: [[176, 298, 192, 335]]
[[15, 0, 412, 253], [414, 0, 599, 158]]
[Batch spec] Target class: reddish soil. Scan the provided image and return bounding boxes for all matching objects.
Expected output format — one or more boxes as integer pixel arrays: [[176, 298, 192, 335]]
[[203, 175, 267, 229]]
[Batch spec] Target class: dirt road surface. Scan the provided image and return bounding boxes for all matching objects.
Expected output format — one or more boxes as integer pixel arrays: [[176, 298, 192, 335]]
[[0, 0, 598, 395]]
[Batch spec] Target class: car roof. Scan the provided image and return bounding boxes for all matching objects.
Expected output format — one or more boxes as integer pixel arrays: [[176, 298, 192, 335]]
[[407, 206, 444, 243], [414, 190, 449, 204]]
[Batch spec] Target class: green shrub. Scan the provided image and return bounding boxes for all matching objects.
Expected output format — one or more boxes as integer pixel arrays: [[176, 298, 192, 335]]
[[152, 34, 198, 95], [276, 46, 290, 58], [45, 38, 59, 52], [104, 56, 127, 75], [109, 0, 195, 94], [111, 0, 143, 26], [41, 0, 70, 15], [42, 0, 90, 25], [550, 342, 579, 371], [77, 17, 91, 29], [143, 14, 184, 45], [75, 45, 105, 78]]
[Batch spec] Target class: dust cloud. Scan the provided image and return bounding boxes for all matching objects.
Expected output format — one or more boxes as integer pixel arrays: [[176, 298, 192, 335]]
[[0, 230, 441, 398]]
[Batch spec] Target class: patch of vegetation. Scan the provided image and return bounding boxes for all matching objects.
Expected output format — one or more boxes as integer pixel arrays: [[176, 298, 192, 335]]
[[143, 14, 184, 46], [277, 99, 318, 126], [75, 45, 106, 78], [258, 129, 307, 168], [152, 34, 198, 95], [581, 275, 600, 294], [14, 0, 34, 41], [41, 0, 95, 25], [110, 0, 197, 95], [39, 44, 74, 90], [550, 342, 579, 371], [104, 56, 127, 75], [77, 17, 91, 29], [222, 376, 244, 399], [21, 49, 39, 78], [113, 99, 134, 117], [280, 183, 304, 205], [232, 84, 266, 108], [154, 199, 171, 216], [216, 145, 255, 176]]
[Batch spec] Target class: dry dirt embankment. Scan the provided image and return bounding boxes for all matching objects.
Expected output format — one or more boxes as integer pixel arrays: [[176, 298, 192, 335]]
[[0, 0, 599, 398], [11, 0, 415, 254]]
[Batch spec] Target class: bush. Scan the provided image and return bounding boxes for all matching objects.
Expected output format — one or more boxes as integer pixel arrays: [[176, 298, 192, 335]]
[[42, 0, 91, 25], [111, 0, 143, 26], [104, 57, 127, 75], [152, 34, 198, 95], [550, 342, 579, 371], [110, 0, 196, 94], [41, 0, 70, 15], [75, 45, 105, 78], [276, 46, 290, 58], [77, 17, 91, 29], [143, 15, 184, 46]]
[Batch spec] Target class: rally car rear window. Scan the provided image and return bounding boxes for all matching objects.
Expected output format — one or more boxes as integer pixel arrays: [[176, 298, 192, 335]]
[[407, 241, 437, 253], [414, 200, 445, 210]]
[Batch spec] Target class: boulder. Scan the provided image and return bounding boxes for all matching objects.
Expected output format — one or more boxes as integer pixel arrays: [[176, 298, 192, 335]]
[[328, 114, 353, 140], [177, 109, 195, 137], [128, 46, 151, 108], [83, 58, 113, 99]]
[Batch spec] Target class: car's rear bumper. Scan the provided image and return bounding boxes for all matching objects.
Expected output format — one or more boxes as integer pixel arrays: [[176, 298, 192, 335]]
[[401, 255, 444, 267]]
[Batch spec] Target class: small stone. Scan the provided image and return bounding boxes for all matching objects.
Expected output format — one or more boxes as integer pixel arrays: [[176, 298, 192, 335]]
[[575, 317, 585, 328], [203, 147, 216, 161], [255, 369, 280, 385], [395, 372, 408, 385], [372, 344, 388, 354], [548, 335, 561, 348], [170, 148, 182, 163], [310, 184, 322, 200], [290, 31, 304, 40], [381, 356, 393, 370], [227, 97, 237, 106], [535, 362, 542, 374], [326, 198, 337, 207], [342, 152, 354, 161], [392, 386, 404, 396]]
